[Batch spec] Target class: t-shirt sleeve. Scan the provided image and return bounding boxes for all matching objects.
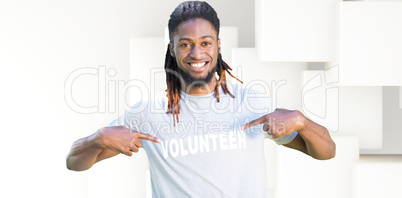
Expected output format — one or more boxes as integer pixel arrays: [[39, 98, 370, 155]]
[[106, 114, 125, 127], [106, 101, 148, 130], [105, 93, 166, 133], [265, 131, 298, 145], [106, 111, 133, 128]]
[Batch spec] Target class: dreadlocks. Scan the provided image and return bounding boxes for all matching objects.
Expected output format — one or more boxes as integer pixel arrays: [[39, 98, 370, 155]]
[[165, 1, 242, 126]]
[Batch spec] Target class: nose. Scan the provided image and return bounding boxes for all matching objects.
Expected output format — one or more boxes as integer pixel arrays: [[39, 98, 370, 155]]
[[189, 45, 203, 60]]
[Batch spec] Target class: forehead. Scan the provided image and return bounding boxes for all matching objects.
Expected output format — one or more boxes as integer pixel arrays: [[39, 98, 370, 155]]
[[173, 18, 218, 41]]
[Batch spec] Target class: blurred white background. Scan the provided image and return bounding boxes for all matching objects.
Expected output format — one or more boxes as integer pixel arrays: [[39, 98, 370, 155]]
[[0, 0, 401, 197]]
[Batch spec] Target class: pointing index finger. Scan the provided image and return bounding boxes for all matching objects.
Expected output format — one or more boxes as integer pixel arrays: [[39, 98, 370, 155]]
[[135, 132, 161, 143], [241, 116, 267, 130]]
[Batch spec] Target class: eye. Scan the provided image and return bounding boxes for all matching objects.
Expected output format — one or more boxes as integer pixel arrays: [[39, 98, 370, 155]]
[[201, 41, 211, 46], [180, 43, 190, 48]]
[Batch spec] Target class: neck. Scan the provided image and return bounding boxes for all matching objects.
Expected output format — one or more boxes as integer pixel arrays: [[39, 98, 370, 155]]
[[183, 77, 217, 96]]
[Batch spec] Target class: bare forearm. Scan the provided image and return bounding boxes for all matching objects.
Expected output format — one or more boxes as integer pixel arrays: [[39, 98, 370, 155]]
[[66, 132, 104, 171], [298, 114, 336, 160], [67, 126, 160, 171]]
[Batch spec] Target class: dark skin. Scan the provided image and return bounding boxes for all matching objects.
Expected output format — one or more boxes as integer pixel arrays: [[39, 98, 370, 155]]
[[66, 126, 160, 171], [66, 18, 335, 171], [169, 18, 221, 95], [242, 108, 336, 160]]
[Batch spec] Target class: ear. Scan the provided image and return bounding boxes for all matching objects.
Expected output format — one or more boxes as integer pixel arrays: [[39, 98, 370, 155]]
[[169, 43, 175, 57], [218, 38, 221, 54]]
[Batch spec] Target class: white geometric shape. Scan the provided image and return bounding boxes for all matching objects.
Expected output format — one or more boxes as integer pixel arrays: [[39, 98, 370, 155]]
[[338, 86, 382, 149], [303, 71, 325, 116], [340, 2, 402, 86], [361, 87, 402, 154], [255, 0, 339, 62], [146, 169, 152, 198], [165, 26, 238, 66], [88, 150, 149, 198], [302, 75, 383, 150], [219, 27, 238, 66], [232, 48, 307, 110], [276, 136, 359, 198], [357, 156, 402, 198], [324, 65, 339, 85], [130, 38, 166, 105], [264, 139, 279, 190], [301, 69, 339, 133], [164, 27, 169, 47], [400, 86, 402, 109]]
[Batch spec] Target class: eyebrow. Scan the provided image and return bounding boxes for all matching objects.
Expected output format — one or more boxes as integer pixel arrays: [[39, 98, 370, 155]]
[[178, 35, 215, 42]]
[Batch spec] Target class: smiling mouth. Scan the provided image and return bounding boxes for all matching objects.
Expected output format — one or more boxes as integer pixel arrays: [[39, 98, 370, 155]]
[[188, 62, 208, 68]]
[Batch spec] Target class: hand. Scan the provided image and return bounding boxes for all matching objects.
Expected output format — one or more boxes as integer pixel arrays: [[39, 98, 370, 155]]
[[241, 108, 305, 138], [96, 126, 161, 156]]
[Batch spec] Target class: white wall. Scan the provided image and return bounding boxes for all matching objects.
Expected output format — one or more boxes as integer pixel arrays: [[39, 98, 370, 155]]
[[400, 87, 402, 109], [357, 155, 402, 198], [340, 2, 402, 86], [255, 0, 339, 62], [361, 87, 402, 154], [129, 0, 255, 47], [2, 0, 402, 198], [0, 0, 130, 197]]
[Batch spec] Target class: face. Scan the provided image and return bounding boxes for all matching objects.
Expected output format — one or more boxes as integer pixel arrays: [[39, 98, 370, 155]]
[[169, 18, 221, 87]]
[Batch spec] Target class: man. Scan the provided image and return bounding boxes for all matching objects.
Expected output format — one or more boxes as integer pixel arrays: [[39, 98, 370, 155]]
[[67, 1, 335, 197]]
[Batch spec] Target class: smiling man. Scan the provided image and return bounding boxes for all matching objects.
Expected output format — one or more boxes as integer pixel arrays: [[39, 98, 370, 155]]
[[173, 18, 218, 87], [66, 1, 336, 197]]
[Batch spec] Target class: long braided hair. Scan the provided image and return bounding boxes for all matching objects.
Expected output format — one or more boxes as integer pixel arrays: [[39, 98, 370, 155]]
[[165, 1, 242, 126]]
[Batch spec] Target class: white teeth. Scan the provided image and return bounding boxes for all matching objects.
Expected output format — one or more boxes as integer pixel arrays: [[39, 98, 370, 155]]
[[190, 62, 206, 67]]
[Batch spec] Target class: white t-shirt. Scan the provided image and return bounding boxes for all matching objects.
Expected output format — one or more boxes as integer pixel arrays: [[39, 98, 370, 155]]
[[108, 84, 298, 197]]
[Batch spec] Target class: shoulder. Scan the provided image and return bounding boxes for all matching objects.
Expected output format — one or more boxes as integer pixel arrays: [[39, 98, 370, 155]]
[[126, 91, 167, 113], [230, 83, 270, 100], [123, 92, 167, 118], [231, 83, 276, 114]]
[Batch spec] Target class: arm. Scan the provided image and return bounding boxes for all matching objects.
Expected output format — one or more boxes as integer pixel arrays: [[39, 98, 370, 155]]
[[242, 108, 336, 160], [66, 130, 117, 171], [283, 112, 336, 160], [66, 126, 161, 171]]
